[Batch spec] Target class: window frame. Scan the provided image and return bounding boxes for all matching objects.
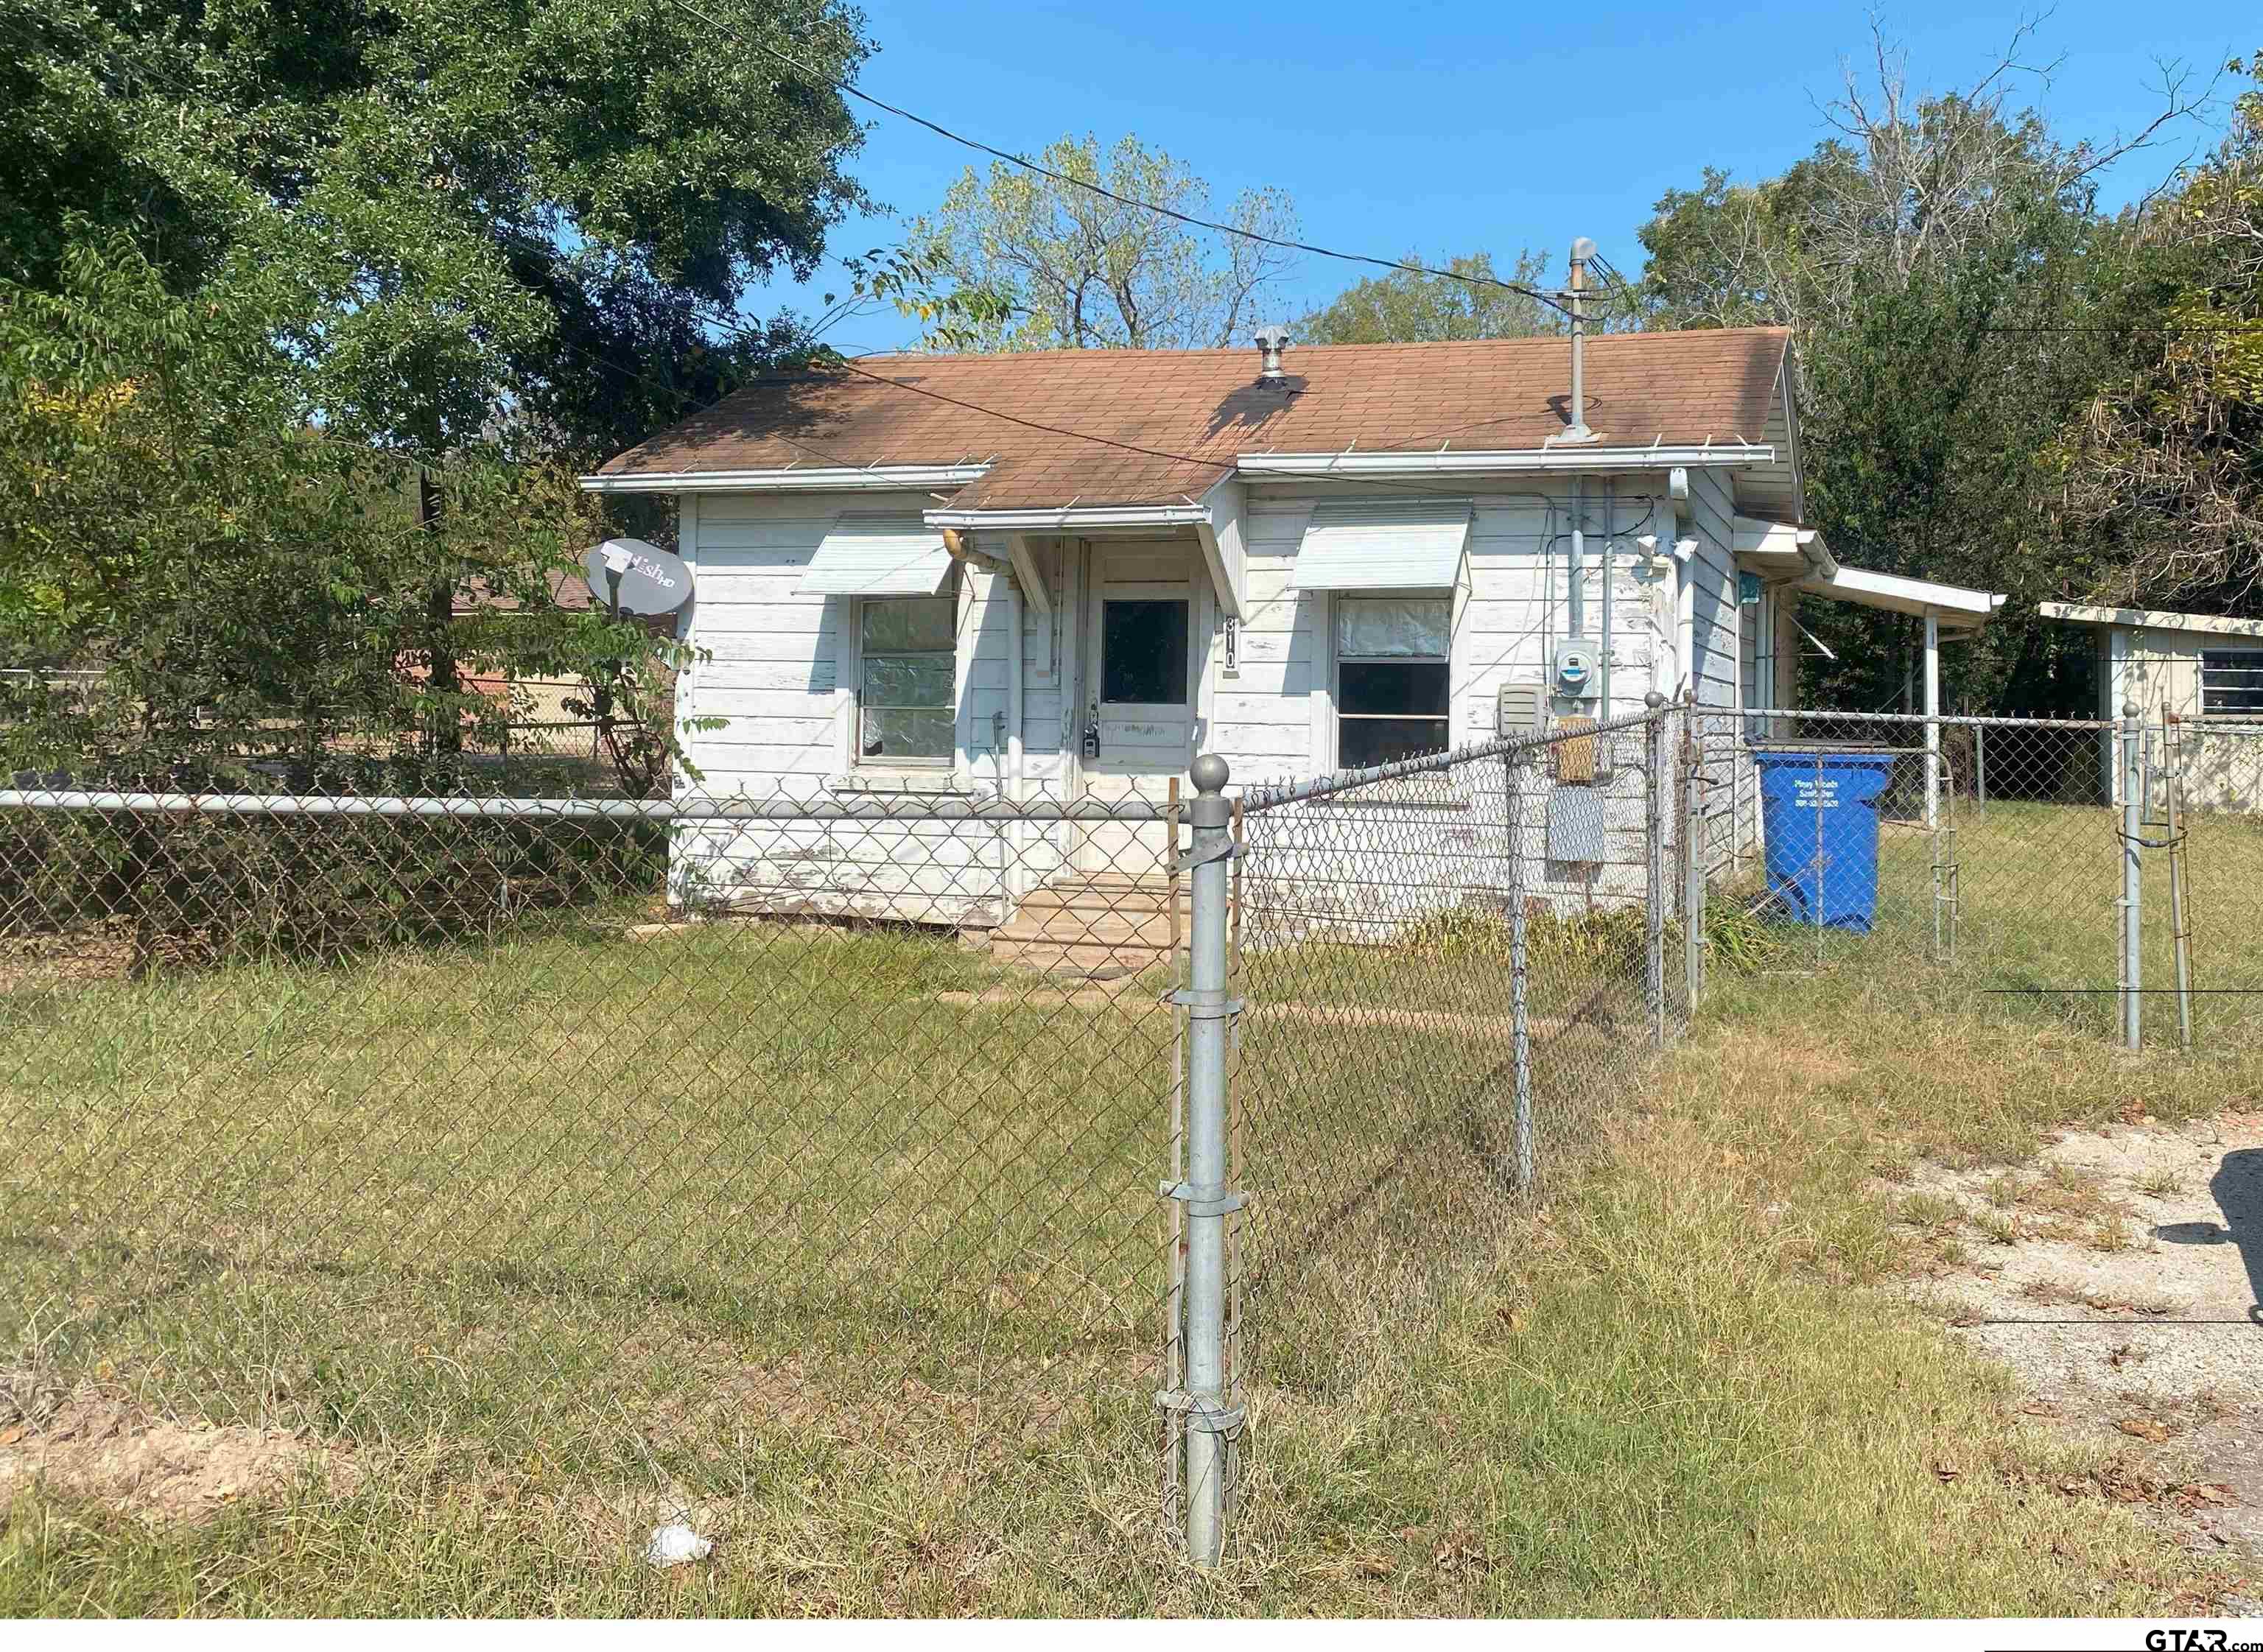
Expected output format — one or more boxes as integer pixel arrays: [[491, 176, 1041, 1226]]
[[2200, 647, 2263, 720], [849, 585, 960, 772], [1328, 590, 1455, 775]]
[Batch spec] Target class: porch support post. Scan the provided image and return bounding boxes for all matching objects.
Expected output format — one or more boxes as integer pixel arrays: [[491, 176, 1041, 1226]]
[[1003, 532, 1053, 683]]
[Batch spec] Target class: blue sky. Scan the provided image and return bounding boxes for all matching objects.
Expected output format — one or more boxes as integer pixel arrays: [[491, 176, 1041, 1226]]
[[751, 0, 2253, 354]]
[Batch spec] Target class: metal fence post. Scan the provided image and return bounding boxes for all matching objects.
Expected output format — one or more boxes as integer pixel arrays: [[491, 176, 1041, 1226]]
[[2164, 731, 2194, 1052], [1504, 748, 1533, 1191], [1644, 692, 1667, 1047], [2119, 701, 2144, 1052], [1683, 712, 1705, 1013], [1170, 752, 1241, 1567]]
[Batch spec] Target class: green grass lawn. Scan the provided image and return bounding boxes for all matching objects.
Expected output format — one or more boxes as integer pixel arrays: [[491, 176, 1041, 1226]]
[[3, 920, 1186, 1472], [3, 800, 2255, 1614], [1737, 796, 2263, 1048]]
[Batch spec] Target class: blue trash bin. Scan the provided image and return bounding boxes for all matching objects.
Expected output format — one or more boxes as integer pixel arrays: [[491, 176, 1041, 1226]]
[[1751, 747, 1900, 932]]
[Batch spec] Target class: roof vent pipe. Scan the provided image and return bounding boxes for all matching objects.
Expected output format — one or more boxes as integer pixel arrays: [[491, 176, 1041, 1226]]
[[1252, 323, 1291, 382], [1548, 238, 1600, 447]]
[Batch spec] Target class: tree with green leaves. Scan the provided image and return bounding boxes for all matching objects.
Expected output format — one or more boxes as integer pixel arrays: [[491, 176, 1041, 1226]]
[[2, 235, 718, 798], [1, 237, 481, 787], [2054, 51, 2263, 611], [907, 133, 1299, 351], [2, 0, 873, 465], [1626, 25, 2202, 712], [1297, 250, 1562, 345], [3, 0, 873, 783]]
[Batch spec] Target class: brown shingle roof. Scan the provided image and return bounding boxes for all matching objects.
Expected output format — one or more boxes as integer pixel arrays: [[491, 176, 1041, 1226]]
[[594, 327, 1792, 510]]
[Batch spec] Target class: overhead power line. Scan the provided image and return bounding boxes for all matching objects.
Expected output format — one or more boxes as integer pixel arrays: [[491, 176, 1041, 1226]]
[[660, 0, 1571, 318]]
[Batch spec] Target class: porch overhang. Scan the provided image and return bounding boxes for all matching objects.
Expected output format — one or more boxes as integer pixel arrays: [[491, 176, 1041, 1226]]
[[1732, 514, 1837, 581], [1796, 564, 2005, 636], [924, 477, 1252, 619]]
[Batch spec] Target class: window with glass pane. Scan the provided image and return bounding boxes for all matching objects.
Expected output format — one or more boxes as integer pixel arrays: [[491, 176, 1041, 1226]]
[[859, 596, 955, 762], [2203, 650, 2263, 716], [1336, 596, 1450, 767]]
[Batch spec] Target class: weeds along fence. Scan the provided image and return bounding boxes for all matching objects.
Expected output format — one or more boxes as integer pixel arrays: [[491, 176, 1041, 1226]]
[[1685, 706, 2263, 1050], [0, 705, 1688, 1567]]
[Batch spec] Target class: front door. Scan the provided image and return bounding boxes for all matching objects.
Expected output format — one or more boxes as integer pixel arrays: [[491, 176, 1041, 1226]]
[[1076, 539, 1205, 874]]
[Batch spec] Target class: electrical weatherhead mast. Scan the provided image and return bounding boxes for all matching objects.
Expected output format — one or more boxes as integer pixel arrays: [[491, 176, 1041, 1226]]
[[1547, 236, 1601, 447]]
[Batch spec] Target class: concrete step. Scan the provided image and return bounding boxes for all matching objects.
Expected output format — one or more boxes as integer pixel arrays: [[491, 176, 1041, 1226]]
[[990, 874, 1189, 977], [1009, 874, 1185, 914], [989, 937, 1175, 977], [992, 910, 1179, 947]]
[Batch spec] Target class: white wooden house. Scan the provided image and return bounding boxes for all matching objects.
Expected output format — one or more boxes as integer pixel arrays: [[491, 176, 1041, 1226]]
[[583, 328, 2002, 956]]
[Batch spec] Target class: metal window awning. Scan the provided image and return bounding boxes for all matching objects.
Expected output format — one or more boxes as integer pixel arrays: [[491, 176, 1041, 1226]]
[[1288, 499, 1472, 591], [797, 515, 955, 596]]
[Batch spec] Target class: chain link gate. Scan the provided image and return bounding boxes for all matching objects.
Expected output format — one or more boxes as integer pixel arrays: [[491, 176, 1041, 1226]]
[[1680, 706, 2263, 1050]]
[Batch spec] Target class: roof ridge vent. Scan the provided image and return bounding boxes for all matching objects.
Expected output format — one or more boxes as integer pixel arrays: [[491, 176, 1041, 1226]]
[[1252, 323, 1291, 382]]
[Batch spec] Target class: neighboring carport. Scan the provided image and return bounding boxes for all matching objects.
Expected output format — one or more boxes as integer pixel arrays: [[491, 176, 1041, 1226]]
[[1735, 516, 2007, 826]]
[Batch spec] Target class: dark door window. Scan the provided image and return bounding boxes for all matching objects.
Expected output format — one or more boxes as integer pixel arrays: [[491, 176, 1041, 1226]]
[[1101, 599, 1190, 705]]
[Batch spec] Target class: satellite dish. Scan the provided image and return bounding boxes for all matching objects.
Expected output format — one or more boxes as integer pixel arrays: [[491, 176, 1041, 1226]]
[[583, 538, 692, 616]]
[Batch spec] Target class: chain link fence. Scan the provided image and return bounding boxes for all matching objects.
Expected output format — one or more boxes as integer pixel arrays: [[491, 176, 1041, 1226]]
[[0, 707, 1688, 1565], [7, 696, 2252, 1565], [1, 783, 1196, 1546], [1687, 707, 2263, 1048], [1229, 707, 1680, 1389]]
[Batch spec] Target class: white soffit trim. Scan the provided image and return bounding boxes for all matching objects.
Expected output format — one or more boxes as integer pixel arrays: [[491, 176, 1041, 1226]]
[[1289, 498, 1473, 591], [1238, 444, 1774, 479], [1798, 564, 2006, 631], [923, 502, 1209, 530], [798, 514, 955, 597], [2038, 601, 2263, 642], [1731, 514, 1836, 579], [580, 464, 990, 495]]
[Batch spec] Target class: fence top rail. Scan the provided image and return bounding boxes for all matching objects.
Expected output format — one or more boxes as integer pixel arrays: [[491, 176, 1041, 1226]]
[[1719, 706, 2113, 733], [0, 788, 1176, 823], [1239, 704, 1670, 814]]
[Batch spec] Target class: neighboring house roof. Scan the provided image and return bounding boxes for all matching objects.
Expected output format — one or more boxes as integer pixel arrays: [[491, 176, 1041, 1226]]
[[587, 328, 1796, 512], [453, 570, 678, 639], [453, 569, 599, 616], [2038, 602, 2263, 642]]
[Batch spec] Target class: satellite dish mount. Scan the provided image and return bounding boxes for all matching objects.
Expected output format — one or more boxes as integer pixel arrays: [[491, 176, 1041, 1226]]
[[583, 538, 692, 619]]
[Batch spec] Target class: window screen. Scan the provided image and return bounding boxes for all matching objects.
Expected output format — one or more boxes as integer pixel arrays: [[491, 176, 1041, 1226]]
[[1101, 599, 1190, 706], [859, 595, 955, 762], [2202, 650, 2263, 717], [1336, 596, 1450, 767]]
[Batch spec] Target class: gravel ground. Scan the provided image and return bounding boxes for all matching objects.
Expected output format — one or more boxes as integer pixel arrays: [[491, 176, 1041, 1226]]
[[1909, 1109, 2262, 1584]]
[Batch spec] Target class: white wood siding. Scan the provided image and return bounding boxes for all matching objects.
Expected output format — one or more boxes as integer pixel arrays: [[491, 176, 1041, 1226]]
[[1684, 468, 1741, 713], [673, 471, 1762, 921], [673, 491, 1064, 920]]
